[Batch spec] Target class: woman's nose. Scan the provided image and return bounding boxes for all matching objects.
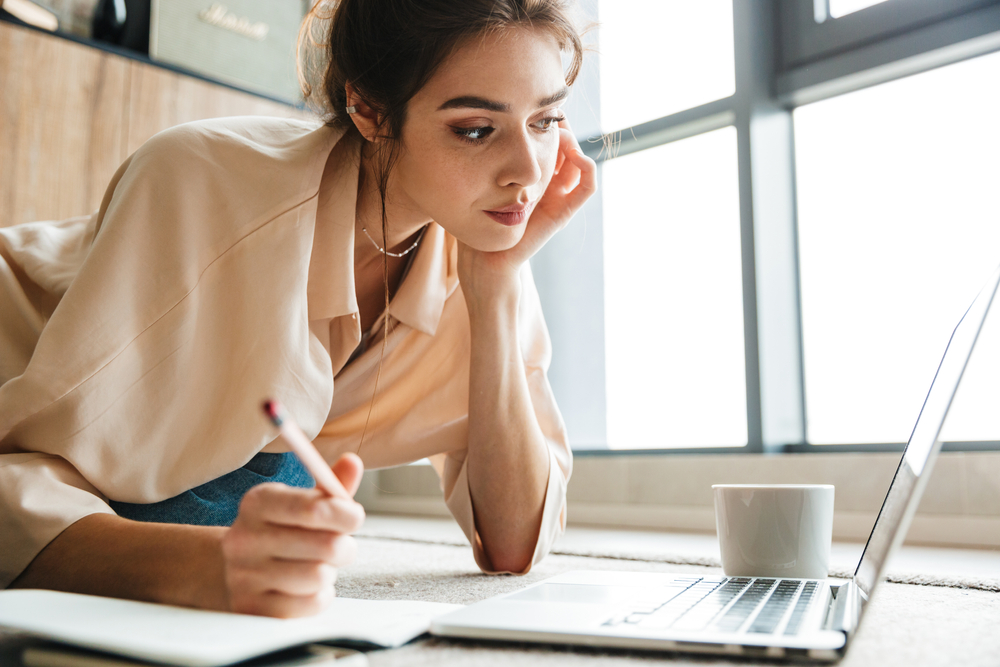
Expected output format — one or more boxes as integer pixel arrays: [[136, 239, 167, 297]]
[[496, 130, 543, 189]]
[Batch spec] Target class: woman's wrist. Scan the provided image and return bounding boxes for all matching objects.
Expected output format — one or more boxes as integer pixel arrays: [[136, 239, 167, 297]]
[[459, 251, 522, 314], [170, 524, 229, 611], [463, 272, 521, 319]]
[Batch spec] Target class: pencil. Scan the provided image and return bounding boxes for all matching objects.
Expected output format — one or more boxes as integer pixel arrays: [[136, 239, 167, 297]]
[[262, 399, 348, 499]]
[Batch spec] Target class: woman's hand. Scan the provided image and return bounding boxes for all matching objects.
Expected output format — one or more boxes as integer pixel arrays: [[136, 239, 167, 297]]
[[458, 120, 597, 299], [221, 453, 365, 618], [514, 121, 597, 264]]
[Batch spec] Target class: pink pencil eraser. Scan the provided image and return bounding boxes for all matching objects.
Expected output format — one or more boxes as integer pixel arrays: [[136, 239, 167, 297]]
[[262, 399, 284, 426]]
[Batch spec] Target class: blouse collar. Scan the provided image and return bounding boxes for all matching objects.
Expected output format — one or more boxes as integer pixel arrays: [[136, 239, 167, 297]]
[[306, 131, 458, 337]]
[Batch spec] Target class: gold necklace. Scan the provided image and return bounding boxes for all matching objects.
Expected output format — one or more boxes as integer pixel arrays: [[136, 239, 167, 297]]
[[360, 224, 428, 258]]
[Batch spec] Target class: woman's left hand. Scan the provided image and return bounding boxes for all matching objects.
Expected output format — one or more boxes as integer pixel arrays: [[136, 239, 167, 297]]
[[458, 121, 597, 296]]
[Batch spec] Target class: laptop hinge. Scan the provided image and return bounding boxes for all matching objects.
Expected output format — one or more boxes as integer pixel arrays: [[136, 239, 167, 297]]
[[825, 581, 859, 634]]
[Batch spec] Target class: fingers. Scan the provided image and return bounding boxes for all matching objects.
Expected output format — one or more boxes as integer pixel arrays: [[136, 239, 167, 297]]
[[240, 483, 365, 533], [554, 145, 567, 175], [551, 126, 576, 178], [517, 122, 597, 257], [332, 453, 364, 497], [232, 559, 337, 597], [548, 128, 584, 193], [541, 143, 597, 223], [222, 525, 344, 617], [230, 582, 337, 619], [553, 118, 577, 175], [228, 523, 358, 565], [561, 146, 598, 211], [224, 482, 366, 618]]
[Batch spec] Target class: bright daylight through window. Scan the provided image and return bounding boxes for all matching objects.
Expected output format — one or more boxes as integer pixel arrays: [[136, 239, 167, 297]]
[[795, 50, 1000, 445], [596, 0, 743, 449], [829, 0, 892, 19], [603, 127, 747, 449], [597, 0, 734, 132]]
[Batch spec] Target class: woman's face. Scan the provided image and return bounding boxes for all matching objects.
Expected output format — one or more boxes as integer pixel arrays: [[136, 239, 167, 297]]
[[390, 27, 568, 252]]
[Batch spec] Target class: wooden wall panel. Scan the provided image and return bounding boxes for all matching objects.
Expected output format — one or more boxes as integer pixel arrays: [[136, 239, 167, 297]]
[[0, 22, 129, 227], [126, 62, 314, 154], [1, 21, 315, 228]]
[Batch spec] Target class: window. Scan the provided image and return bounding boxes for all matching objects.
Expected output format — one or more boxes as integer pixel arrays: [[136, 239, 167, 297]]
[[603, 128, 746, 449], [598, 0, 734, 132], [795, 50, 1000, 445], [532, 0, 1000, 454], [829, 0, 892, 19]]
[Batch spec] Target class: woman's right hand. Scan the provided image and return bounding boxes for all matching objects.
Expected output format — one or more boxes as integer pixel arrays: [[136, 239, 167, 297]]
[[221, 453, 365, 618]]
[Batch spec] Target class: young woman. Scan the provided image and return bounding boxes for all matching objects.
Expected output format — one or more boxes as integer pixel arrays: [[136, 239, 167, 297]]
[[0, 0, 596, 617]]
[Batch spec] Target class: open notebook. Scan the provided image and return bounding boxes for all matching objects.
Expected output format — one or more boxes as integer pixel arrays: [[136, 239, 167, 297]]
[[0, 590, 461, 667]]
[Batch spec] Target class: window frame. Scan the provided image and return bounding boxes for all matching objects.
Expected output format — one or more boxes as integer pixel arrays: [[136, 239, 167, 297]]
[[534, 0, 1000, 455], [780, 0, 997, 71]]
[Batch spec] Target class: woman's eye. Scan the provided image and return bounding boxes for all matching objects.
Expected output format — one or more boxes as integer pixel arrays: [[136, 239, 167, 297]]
[[534, 116, 565, 131], [453, 126, 494, 143]]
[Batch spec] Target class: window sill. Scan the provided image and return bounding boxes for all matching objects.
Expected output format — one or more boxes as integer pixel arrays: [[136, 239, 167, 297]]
[[357, 514, 1000, 584], [358, 451, 1000, 549]]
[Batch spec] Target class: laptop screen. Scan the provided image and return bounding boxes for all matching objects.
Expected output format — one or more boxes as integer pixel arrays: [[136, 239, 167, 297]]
[[853, 264, 1000, 598]]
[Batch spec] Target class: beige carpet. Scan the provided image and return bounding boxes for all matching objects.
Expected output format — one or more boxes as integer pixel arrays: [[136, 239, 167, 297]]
[[333, 536, 1000, 667], [354, 525, 1000, 593], [1, 535, 997, 666]]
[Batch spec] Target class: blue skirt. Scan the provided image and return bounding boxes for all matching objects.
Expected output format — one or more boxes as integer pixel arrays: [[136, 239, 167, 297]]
[[109, 452, 315, 526]]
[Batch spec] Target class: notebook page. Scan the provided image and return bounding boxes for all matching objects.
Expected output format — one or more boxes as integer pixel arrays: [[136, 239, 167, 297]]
[[0, 590, 461, 667]]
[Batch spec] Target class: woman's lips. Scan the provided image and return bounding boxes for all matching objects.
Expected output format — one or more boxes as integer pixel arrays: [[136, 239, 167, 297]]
[[484, 201, 535, 227]]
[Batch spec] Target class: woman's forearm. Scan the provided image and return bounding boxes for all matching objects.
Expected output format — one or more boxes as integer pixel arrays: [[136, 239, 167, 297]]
[[465, 278, 551, 573], [11, 460, 364, 618], [10, 513, 229, 610]]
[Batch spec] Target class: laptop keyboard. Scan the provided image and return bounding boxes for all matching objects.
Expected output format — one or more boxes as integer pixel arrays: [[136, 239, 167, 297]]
[[783, 581, 819, 635], [604, 577, 820, 636], [747, 580, 800, 633]]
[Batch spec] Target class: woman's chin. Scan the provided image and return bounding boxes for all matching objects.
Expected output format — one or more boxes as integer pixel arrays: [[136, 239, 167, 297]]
[[451, 226, 525, 253]]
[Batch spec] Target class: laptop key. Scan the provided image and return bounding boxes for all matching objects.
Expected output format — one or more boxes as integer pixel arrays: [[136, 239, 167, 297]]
[[712, 579, 776, 633], [628, 605, 660, 614], [783, 581, 819, 636], [635, 580, 727, 630], [748, 580, 801, 634], [670, 578, 751, 631]]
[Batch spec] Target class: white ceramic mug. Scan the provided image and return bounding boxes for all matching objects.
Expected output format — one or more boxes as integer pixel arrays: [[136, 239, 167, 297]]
[[713, 484, 834, 579]]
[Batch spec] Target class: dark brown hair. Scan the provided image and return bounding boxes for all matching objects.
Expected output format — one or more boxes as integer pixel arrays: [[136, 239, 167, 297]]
[[300, 0, 584, 132], [297, 0, 585, 451]]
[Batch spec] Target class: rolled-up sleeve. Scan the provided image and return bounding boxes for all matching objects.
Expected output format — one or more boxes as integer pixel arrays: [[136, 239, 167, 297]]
[[0, 212, 113, 588], [430, 263, 572, 575], [0, 455, 115, 587]]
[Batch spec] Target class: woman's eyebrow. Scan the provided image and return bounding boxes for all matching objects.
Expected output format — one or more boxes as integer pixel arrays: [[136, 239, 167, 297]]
[[437, 87, 570, 112], [538, 87, 570, 108]]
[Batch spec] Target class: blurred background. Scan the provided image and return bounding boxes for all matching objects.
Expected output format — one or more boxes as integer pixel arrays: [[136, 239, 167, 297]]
[[1, 0, 998, 458]]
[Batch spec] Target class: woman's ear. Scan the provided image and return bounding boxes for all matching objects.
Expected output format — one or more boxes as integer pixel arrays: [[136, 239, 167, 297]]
[[345, 84, 381, 143]]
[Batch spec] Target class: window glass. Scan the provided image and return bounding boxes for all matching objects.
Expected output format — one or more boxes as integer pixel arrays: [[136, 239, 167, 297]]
[[941, 296, 999, 443], [598, 0, 735, 133], [795, 51, 1000, 445], [603, 127, 747, 449], [829, 0, 891, 19]]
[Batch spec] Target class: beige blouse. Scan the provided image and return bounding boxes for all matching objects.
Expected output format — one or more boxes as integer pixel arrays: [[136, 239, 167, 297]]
[[0, 116, 572, 588]]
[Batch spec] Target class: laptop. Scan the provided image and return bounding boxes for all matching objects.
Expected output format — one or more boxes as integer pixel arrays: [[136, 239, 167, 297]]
[[431, 263, 1000, 662]]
